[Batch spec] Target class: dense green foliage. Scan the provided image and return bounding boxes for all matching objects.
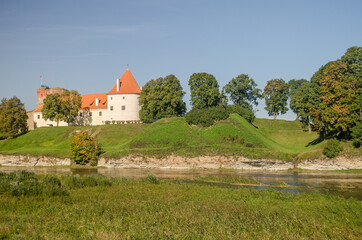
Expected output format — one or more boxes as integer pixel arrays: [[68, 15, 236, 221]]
[[312, 61, 360, 136], [71, 131, 103, 166], [185, 106, 229, 127], [0, 172, 361, 239], [226, 105, 255, 123], [189, 72, 221, 109], [42, 90, 82, 125], [139, 74, 186, 122], [223, 74, 261, 110], [290, 82, 319, 133], [0, 97, 28, 139], [263, 79, 289, 119], [323, 139, 343, 158], [351, 122, 361, 148]]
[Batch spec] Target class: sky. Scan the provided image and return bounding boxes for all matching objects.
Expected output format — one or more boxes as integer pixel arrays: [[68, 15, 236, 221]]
[[0, 0, 361, 120]]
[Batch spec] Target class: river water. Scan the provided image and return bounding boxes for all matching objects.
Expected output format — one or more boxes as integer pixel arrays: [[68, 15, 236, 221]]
[[1, 166, 361, 200]]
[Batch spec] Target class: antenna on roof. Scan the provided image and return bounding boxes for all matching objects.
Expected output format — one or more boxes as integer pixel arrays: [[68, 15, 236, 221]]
[[126, 64, 129, 70]]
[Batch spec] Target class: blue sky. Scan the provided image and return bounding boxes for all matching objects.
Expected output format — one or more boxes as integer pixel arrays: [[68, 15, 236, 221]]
[[0, 0, 361, 120]]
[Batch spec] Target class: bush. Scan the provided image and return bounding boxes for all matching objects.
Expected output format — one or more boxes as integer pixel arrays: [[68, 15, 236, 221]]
[[351, 122, 361, 148], [146, 173, 159, 184], [0, 171, 68, 197], [185, 106, 229, 127], [71, 131, 104, 166], [226, 105, 255, 123], [323, 139, 343, 158]]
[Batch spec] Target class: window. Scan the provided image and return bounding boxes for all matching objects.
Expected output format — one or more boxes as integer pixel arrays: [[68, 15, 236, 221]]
[[111, 97, 113, 100], [110, 106, 113, 111], [79, 113, 83, 117], [37, 115, 40, 119], [123, 96, 125, 100], [122, 106, 125, 110], [99, 111, 102, 116]]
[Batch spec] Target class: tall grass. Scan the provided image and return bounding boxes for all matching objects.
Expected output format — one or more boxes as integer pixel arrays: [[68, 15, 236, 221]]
[[0, 171, 360, 239]]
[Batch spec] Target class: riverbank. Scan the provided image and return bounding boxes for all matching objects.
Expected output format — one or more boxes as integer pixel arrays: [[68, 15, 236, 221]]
[[1, 153, 361, 170]]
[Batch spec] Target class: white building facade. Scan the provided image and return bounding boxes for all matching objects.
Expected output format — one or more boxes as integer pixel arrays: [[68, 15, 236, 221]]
[[29, 69, 141, 129]]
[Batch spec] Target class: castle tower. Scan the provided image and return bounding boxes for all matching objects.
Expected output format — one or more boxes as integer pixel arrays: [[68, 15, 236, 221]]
[[36, 86, 68, 108]]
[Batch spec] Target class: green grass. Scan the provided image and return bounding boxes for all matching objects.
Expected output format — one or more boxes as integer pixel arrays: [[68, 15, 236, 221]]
[[0, 171, 361, 239], [0, 115, 359, 160]]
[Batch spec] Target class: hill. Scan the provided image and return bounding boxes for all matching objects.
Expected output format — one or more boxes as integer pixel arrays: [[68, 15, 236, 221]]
[[0, 114, 359, 160]]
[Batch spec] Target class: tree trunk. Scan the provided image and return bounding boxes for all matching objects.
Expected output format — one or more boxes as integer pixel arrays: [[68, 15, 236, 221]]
[[295, 114, 299, 121], [308, 123, 311, 134], [273, 112, 276, 120]]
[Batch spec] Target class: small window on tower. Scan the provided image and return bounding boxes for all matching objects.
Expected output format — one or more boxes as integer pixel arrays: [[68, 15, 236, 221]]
[[99, 111, 102, 116], [37, 115, 40, 119], [122, 106, 125, 110], [123, 96, 125, 99], [110, 106, 113, 111], [79, 113, 83, 117]]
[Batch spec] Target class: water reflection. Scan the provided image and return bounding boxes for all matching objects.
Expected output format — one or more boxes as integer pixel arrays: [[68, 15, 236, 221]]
[[1, 166, 361, 200]]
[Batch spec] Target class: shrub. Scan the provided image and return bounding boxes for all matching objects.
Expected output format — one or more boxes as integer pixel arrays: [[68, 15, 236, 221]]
[[226, 105, 255, 123], [146, 173, 159, 184], [323, 139, 343, 158], [70, 131, 104, 166], [351, 122, 361, 148], [185, 106, 229, 127]]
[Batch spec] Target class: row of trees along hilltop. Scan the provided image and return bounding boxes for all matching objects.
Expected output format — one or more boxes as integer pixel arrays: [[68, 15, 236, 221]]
[[140, 46, 361, 141]]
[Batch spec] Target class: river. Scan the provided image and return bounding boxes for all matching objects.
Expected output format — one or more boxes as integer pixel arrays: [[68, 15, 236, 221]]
[[1, 166, 361, 200]]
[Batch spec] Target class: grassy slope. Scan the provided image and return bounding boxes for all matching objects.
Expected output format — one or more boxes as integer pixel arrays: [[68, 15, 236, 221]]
[[0, 114, 358, 160]]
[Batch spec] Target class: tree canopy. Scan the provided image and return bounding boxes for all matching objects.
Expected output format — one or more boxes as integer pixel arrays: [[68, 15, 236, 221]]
[[189, 72, 221, 109], [0, 96, 28, 139], [41, 90, 82, 126], [223, 74, 261, 110], [311, 60, 360, 136], [263, 79, 289, 119], [139, 74, 186, 122]]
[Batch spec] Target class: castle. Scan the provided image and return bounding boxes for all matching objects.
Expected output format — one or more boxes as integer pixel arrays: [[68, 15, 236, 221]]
[[28, 69, 142, 129]]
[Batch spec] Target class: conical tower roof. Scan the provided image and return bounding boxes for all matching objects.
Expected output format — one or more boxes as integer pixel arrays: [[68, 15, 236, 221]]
[[107, 69, 141, 94]]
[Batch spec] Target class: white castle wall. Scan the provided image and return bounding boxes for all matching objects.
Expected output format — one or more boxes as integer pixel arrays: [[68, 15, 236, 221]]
[[106, 93, 141, 121]]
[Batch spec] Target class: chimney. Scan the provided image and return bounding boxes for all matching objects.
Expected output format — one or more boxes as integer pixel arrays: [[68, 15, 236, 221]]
[[95, 97, 99, 106], [116, 78, 120, 92]]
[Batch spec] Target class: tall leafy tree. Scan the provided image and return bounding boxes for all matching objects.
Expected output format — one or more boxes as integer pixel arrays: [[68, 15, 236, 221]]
[[341, 46, 362, 118], [312, 61, 360, 136], [61, 90, 82, 125], [263, 79, 289, 119], [189, 72, 221, 109], [0, 96, 28, 138], [288, 79, 308, 120], [223, 74, 261, 110], [42, 93, 63, 126], [290, 82, 319, 133], [139, 74, 186, 122], [41, 90, 81, 126]]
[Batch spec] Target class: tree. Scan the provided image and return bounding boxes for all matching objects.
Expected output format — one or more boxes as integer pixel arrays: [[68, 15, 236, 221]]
[[223, 74, 262, 110], [41, 90, 82, 126], [263, 79, 289, 119], [288, 79, 308, 98], [71, 131, 103, 166], [290, 82, 319, 133], [61, 90, 82, 125], [139, 75, 186, 122], [42, 93, 63, 126], [0, 97, 28, 138], [312, 60, 360, 136], [189, 72, 221, 109]]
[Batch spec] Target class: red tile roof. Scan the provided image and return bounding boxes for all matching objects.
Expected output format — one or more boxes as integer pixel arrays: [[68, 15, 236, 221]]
[[107, 69, 141, 94], [33, 93, 107, 112]]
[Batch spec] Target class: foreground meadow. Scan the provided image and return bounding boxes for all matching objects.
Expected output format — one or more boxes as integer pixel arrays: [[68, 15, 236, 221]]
[[0, 171, 361, 239]]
